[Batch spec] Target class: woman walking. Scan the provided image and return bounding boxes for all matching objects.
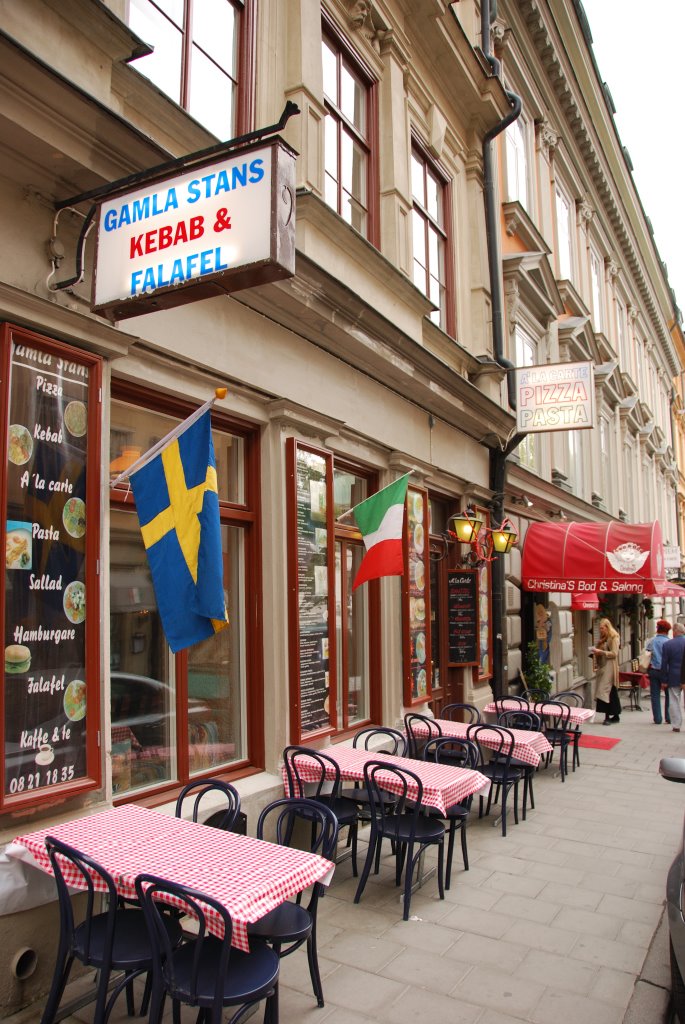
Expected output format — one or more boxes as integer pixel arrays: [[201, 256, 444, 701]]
[[590, 618, 622, 725]]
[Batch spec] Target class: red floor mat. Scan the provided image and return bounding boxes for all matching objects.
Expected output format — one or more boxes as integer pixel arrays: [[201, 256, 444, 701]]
[[577, 734, 621, 750]]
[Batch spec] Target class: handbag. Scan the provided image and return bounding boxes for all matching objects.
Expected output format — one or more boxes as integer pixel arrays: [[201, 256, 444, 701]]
[[637, 648, 652, 672]]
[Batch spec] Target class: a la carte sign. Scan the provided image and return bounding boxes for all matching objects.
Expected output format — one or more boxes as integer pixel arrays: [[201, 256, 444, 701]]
[[515, 360, 595, 434], [92, 137, 296, 320]]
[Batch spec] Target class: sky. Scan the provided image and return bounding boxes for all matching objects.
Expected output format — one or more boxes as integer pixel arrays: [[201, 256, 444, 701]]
[[580, 0, 685, 320]]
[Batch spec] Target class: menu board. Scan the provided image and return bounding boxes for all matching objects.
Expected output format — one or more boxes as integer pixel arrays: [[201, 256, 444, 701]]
[[447, 571, 478, 666], [407, 488, 429, 701], [295, 448, 331, 735], [4, 339, 90, 798]]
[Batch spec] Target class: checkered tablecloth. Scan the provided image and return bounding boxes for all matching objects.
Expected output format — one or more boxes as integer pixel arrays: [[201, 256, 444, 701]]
[[10, 804, 333, 951], [483, 700, 595, 726], [282, 746, 489, 815], [412, 718, 553, 768]]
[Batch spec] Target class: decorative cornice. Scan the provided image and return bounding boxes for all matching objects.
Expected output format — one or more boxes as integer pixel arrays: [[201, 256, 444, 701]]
[[576, 197, 594, 226], [605, 256, 620, 280], [535, 118, 560, 159]]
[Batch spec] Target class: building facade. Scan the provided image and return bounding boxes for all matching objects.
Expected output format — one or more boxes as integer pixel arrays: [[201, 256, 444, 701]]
[[0, 0, 680, 1013]]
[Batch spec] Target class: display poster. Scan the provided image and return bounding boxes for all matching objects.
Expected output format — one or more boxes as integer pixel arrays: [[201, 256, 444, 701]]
[[407, 488, 429, 700], [295, 449, 331, 734], [447, 571, 478, 666], [478, 561, 491, 678], [4, 341, 90, 798]]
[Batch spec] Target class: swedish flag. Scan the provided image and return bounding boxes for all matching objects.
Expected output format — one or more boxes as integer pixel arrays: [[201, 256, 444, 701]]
[[129, 410, 228, 653]]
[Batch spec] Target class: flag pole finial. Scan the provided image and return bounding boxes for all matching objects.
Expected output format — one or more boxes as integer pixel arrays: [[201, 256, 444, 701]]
[[215, 387, 228, 400]]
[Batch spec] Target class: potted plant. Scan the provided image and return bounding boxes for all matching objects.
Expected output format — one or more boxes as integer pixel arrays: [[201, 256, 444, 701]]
[[524, 640, 553, 697]]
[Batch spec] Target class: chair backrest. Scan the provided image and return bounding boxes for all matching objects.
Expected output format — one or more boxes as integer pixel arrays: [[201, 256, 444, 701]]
[[466, 724, 515, 766], [362, 760, 422, 832], [45, 836, 118, 966], [536, 700, 571, 730], [136, 873, 235, 1010], [422, 736, 479, 769], [440, 703, 481, 724], [522, 688, 549, 703], [497, 710, 542, 732], [283, 745, 341, 799], [353, 727, 407, 757], [555, 691, 583, 707], [257, 797, 338, 860], [175, 779, 241, 832], [494, 696, 529, 714], [404, 713, 442, 758]]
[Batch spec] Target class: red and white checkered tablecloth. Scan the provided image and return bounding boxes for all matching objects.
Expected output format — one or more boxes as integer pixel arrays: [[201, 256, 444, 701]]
[[483, 700, 595, 726], [282, 746, 489, 815], [10, 804, 333, 952], [412, 717, 552, 768]]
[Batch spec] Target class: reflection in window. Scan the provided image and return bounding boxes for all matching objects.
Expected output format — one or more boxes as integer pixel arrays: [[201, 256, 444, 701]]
[[335, 543, 369, 727], [322, 33, 371, 237], [128, 0, 243, 139]]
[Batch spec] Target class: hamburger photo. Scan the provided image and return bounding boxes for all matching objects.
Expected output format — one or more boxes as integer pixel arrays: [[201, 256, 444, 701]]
[[5, 644, 31, 674]]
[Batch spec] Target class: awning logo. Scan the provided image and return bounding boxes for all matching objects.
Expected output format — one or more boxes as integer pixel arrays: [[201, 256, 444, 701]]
[[607, 543, 649, 575]]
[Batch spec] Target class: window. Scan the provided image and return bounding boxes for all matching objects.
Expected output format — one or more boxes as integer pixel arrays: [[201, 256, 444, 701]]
[[127, 0, 252, 139], [109, 387, 260, 798], [554, 184, 573, 280], [322, 27, 375, 239], [567, 428, 583, 498], [411, 144, 451, 332], [505, 117, 529, 210], [590, 248, 604, 332], [515, 327, 537, 470], [616, 298, 629, 367]]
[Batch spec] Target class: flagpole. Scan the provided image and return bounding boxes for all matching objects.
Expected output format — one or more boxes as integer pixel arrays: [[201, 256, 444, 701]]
[[109, 387, 227, 488]]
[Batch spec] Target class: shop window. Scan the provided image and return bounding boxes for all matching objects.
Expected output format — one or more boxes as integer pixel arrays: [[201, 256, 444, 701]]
[[411, 142, 453, 334], [0, 324, 102, 811], [286, 440, 380, 741], [322, 21, 377, 243], [127, 0, 254, 138], [109, 386, 260, 798]]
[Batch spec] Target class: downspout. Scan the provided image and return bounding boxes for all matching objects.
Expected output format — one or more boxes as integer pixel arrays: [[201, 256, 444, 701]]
[[480, 1, 523, 698]]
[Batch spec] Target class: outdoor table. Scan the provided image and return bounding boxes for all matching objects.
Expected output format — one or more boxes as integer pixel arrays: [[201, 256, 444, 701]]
[[282, 745, 489, 815], [483, 700, 595, 726], [412, 716, 553, 768], [618, 671, 649, 712], [8, 803, 334, 952]]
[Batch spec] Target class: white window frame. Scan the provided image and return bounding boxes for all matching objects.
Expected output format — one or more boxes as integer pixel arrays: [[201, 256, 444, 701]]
[[555, 183, 573, 281], [505, 116, 529, 211]]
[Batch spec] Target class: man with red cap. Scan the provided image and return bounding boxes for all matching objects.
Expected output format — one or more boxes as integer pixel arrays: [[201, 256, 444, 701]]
[[647, 620, 672, 724]]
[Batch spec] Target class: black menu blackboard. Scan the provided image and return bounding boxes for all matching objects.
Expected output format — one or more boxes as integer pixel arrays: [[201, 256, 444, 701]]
[[4, 340, 90, 798], [447, 570, 478, 666]]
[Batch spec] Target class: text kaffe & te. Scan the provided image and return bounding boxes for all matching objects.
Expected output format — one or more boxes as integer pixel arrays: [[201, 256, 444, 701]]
[[102, 157, 265, 297]]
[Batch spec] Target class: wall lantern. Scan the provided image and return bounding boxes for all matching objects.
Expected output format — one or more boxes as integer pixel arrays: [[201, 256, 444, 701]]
[[448, 507, 484, 544], [490, 517, 519, 555], [446, 506, 519, 567]]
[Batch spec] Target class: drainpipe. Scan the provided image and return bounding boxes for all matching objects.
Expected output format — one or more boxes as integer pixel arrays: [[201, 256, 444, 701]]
[[480, 1, 523, 698]]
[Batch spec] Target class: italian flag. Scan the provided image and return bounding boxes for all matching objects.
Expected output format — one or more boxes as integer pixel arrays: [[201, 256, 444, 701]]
[[350, 474, 411, 590]]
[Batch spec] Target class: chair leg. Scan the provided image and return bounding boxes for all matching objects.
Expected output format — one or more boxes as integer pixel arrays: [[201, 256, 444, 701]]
[[436, 841, 445, 901], [460, 820, 469, 871], [306, 928, 324, 1007], [445, 820, 457, 889], [402, 841, 415, 920], [40, 951, 74, 1024], [264, 984, 279, 1024], [354, 831, 378, 904], [350, 821, 358, 878]]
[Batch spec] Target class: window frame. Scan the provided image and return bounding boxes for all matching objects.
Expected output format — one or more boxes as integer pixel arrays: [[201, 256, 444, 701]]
[[505, 115, 530, 211], [410, 136, 455, 337], [321, 12, 379, 247], [554, 181, 574, 281], [127, 0, 255, 137], [590, 246, 605, 333], [109, 379, 263, 803]]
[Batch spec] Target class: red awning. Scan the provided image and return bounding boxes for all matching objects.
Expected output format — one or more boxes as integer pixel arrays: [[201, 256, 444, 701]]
[[571, 592, 600, 610], [649, 580, 685, 599], [522, 521, 666, 596]]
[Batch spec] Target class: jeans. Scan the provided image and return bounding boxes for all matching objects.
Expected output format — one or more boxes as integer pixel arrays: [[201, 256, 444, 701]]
[[649, 669, 670, 723], [669, 687, 683, 729]]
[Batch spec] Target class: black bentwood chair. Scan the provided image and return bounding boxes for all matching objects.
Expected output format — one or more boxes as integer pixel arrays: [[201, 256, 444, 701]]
[[497, 709, 542, 819], [466, 725, 525, 837], [537, 700, 573, 781], [41, 837, 182, 1024], [404, 712, 442, 759], [440, 703, 482, 723], [341, 727, 408, 810], [422, 737, 480, 886], [555, 691, 584, 770], [135, 874, 280, 1024], [353, 760, 445, 921], [175, 778, 242, 831], [283, 745, 359, 875], [247, 798, 337, 1007]]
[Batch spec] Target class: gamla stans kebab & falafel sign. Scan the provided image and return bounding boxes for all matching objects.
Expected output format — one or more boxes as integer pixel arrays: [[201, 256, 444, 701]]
[[515, 361, 595, 433], [92, 137, 296, 320]]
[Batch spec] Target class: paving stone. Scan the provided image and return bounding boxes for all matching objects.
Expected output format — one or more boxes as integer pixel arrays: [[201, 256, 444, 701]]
[[530, 987, 625, 1024], [378, 945, 471, 994], [515, 946, 598, 993], [568, 933, 648, 974], [453, 964, 546, 1016]]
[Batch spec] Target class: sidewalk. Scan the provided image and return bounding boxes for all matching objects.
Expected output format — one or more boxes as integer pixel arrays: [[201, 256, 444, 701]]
[[9, 696, 685, 1024]]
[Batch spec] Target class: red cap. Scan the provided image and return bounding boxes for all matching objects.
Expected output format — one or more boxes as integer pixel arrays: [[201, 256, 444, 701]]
[[657, 619, 672, 633]]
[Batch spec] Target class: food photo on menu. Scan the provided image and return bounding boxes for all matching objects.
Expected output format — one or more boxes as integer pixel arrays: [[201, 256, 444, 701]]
[[3, 343, 90, 796]]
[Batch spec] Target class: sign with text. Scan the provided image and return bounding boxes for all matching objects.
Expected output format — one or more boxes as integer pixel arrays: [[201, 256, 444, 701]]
[[515, 361, 595, 434], [447, 570, 478, 666], [664, 545, 681, 570], [93, 137, 296, 320]]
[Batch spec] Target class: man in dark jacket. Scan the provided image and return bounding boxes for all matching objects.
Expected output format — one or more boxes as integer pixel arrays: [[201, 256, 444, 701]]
[[661, 623, 685, 732]]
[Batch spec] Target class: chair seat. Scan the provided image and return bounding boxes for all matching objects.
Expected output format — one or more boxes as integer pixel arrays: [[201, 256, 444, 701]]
[[73, 908, 182, 970], [247, 901, 311, 944], [170, 937, 280, 1006], [381, 814, 445, 844], [481, 763, 524, 785], [316, 794, 360, 826], [341, 786, 368, 804], [407, 800, 469, 822]]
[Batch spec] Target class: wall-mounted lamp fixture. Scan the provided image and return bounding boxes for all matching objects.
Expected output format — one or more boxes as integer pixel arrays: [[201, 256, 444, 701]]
[[447, 507, 519, 567], [549, 509, 568, 521], [513, 495, 533, 508]]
